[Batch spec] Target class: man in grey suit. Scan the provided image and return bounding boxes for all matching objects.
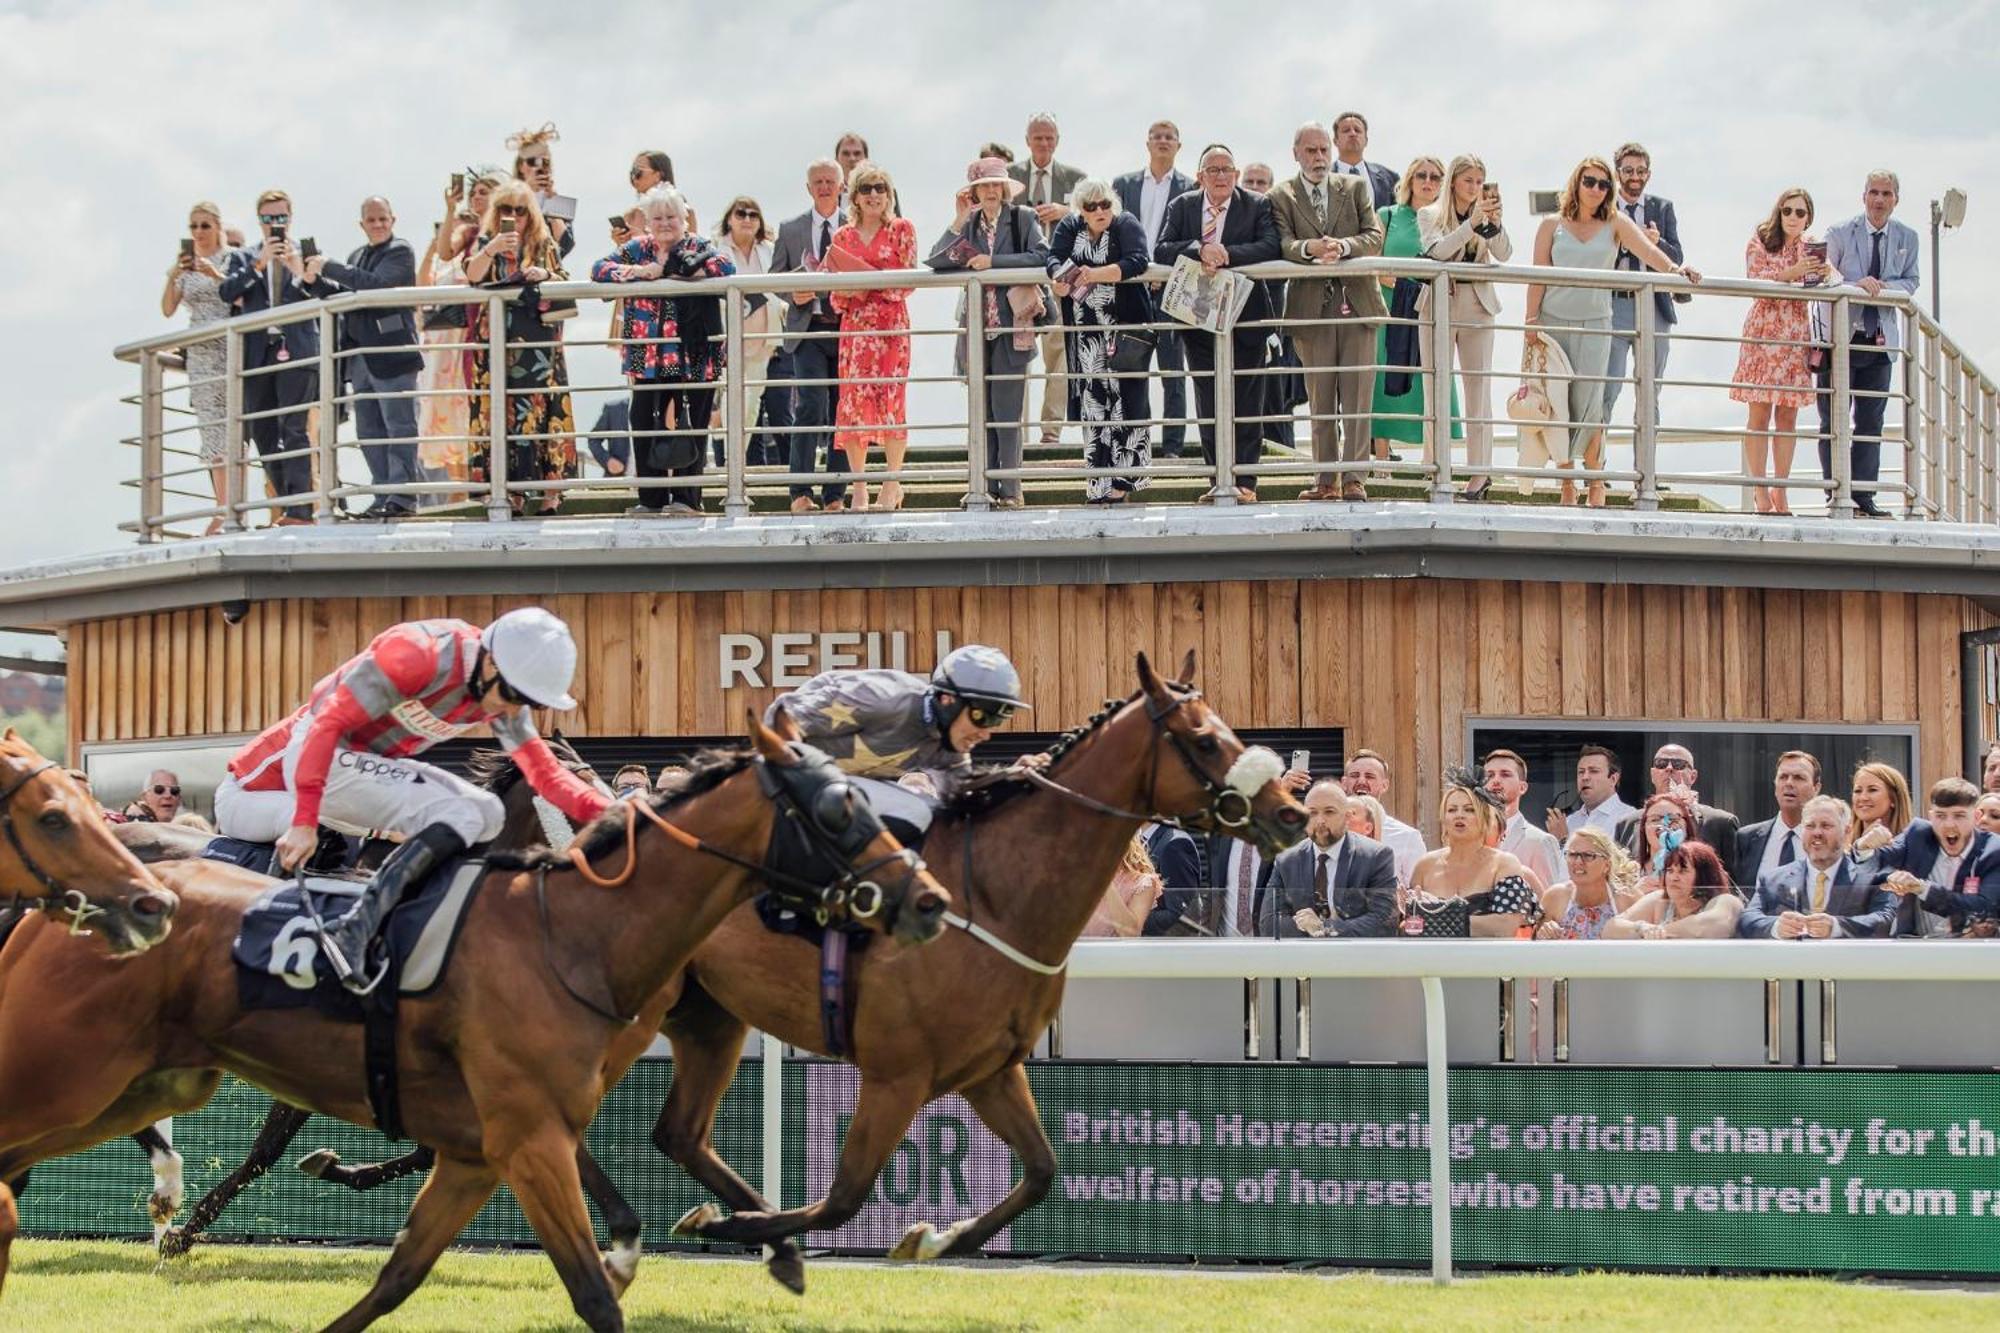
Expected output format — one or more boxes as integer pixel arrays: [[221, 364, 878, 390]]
[[1267, 121, 1386, 501], [1008, 113, 1086, 447], [1113, 120, 1194, 457], [1259, 781, 1399, 938], [769, 159, 853, 512], [1739, 795, 1895, 938]]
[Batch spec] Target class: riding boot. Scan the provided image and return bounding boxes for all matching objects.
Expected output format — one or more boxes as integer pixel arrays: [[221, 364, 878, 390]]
[[319, 824, 467, 992]]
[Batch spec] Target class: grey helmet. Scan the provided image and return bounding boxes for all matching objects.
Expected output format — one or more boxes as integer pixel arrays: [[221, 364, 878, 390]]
[[929, 644, 1031, 737]]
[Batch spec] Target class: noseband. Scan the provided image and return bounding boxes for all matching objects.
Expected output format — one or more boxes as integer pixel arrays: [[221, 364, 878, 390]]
[[0, 759, 106, 936], [1018, 685, 1261, 835]]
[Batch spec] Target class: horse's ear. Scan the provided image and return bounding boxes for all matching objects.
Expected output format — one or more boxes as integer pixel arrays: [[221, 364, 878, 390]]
[[750, 712, 798, 765], [1177, 648, 1197, 686], [1136, 652, 1168, 702], [1, 727, 16, 744], [768, 705, 803, 743]]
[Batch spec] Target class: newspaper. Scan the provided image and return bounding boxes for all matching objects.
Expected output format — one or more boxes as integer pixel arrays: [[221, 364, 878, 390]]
[[1159, 254, 1254, 334]]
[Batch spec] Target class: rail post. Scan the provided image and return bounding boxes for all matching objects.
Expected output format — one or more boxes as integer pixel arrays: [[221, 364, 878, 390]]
[[1820, 979, 1838, 1065], [1294, 979, 1312, 1061], [486, 294, 510, 523], [1497, 977, 1516, 1061], [223, 332, 246, 532], [723, 286, 750, 518], [1212, 325, 1238, 504], [1633, 279, 1661, 511], [1420, 975, 1452, 1286], [963, 275, 991, 511], [1242, 978, 1262, 1060], [1829, 296, 1855, 518], [1428, 273, 1455, 502], [138, 351, 164, 543], [1765, 979, 1783, 1064], [761, 1029, 783, 1210], [1900, 312, 1923, 518], [1553, 978, 1570, 1062], [313, 308, 339, 523]]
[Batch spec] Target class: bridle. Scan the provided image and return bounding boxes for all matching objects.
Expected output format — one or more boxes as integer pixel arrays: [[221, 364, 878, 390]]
[[0, 758, 106, 937]]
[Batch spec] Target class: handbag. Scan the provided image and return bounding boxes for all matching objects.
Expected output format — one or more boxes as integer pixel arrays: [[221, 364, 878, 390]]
[[1402, 893, 1470, 938], [1109, 329, 1156, 374]]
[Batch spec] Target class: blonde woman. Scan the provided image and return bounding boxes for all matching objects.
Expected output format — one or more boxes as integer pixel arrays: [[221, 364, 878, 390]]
[[1848, 761, 1912, 867], [414, 172, 500, 499], [1535, 826, 1640, 939], [161, 200, 239, 533], [1081, 833, 1164, 937], [1526, 157, 1699, 506], [714, 195, 785, 467], [827, 162, 918, 511], [1419, 155, 1512, 500], [1370, 156, 1460, 467], [1405, 769, 1538, 936]]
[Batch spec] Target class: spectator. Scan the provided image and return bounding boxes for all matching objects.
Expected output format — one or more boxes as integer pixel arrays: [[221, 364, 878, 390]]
[[305, 196, 424, 519], [1046, 179, 1152, 505], [1112, 120, 1194, 459], [509, 123, 571, 254], [713, 195, 787, 468], [656, 763, 692, 794], [770, 159, 855, 513], [1482, 748, 1561, 891], [1536, 826, 1641, 939], [1602, 143, 1686, 427], [126, 769, 183, 823], [1238, 163, 1273, 194], [1550, 743, 1635, 839], [1139, 821, 1204, 936], [1345, 792, 1387, 843], [586, 396, 632, 481], [1236, 164, 1305, 454], [1419, 155, 1512, 501], [216, 188, 318, 525], [1199, 766, 1309, 938], [929, 156, 1048, 510], [508, 125, 578, 508], [462, 182, 573, 516], [1007, 113, 1084, 448], [1984, 740, 2000, 794], [1330, 111, 1398, 210], [611, 764, 651, 800], [1369, 156, 1461, 474], [629, 149, 675, 198], [1156, 143, 1281, 504], [833, 132, 871, 187], [829, 163, 918, 512], [1082, 833, 1163, 938], [1603, 840, 1743, 938], [1263, 780, 1398, 938], [977, 141, 1015, 164], [1628, 789, 1698, 880], [1740, 794, 1894, 938], [162, 199, 240, 535], [1848, 760, 1912, 869], [1815, 171, 1920, 519], [1730, 188, 1828, 515], [1340, 749, 1426, 885], [1874, 777, 2000, 935], [592, 186, 735, 517], [1406, 774, 1537, 937], [414, 175, 490, 499], [1614, 742, 1742, 882], [1525, 157, 1698, 507], [1979, 791, 2000, 838], [1269, 122, 1384, 503], [1737, 750, 1824, 886]]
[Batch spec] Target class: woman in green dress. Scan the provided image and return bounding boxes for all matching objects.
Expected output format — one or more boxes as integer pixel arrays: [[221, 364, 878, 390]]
[[1370, 156, 1461, 468]]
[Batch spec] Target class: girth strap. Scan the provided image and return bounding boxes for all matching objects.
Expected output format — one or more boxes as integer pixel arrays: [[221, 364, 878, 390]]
[[819, 928, 853, 1058]]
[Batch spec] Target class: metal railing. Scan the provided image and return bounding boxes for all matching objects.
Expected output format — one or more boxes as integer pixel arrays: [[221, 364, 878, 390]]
[[115, 258, 1991, 540]]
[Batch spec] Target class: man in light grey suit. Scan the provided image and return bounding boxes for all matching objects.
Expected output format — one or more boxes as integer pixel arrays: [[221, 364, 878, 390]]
[[1258, 781, 1399, 938], [1739, 795, 1895, 938], [769, 158, 853, 512], [1008, 112, 1086, 446]]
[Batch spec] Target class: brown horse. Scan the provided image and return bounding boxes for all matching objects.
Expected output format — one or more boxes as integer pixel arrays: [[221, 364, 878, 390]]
[[0, 724, 948, 1331]]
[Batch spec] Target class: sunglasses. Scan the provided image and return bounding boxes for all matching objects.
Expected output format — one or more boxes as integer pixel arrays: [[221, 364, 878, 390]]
[[152, 785, 181, 797], [1411, 170, 1444, 183], [259, 213, 290, 224], [496, 204, 526, 216], [521, 155, 549, 168], [189, 221, 216, 230], [1618, 165, 1650, 177], [1080, 201, 1112, 213], [1652, 757, 1693, 770], [966, 703, 1016, 727], [1780, 205, 1811, 218], [1566, 850, 1607, 861], [854, 182, 889, 196], [731, 207, 761, 219], [1579, 176, 1611, 191], [629, 166, 649, 179]]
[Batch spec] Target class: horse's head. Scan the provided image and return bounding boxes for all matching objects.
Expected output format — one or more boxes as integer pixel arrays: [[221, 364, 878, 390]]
[[1122, 650, 1307, 857], [750, 718, 950, 946], [0, 732, 177, 955]]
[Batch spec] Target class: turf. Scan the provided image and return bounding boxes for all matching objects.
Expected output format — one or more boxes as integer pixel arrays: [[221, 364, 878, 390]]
[[5, 1240, 1993, 1330]]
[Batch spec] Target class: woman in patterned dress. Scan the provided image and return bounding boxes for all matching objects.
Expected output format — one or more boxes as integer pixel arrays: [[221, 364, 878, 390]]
[[828, 163, 917, 511], [160, 200, 240, 534], [1047, 178, 1154, 504], [414, 174, 494, 501], [1535, 826, 1640, 939], [1730, 188, 1829, 515], [1406, 770, 1540, 937]]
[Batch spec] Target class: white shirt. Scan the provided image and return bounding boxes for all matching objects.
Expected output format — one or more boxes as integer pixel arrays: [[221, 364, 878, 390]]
[[1138, 169, 1176, 251], [1567, 793, 1636, 840], [1335, 160, 1365, 178], [1756, 815, 1803, 884], [1501, 811, 1562, 889], [1376, 814, 1427, 888], [1919, 844, 1970, 937], [1222, 840, 1263, 937], [809, 205, 840, 260]]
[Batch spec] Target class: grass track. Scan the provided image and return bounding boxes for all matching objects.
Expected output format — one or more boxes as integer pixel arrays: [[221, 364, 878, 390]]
[[7, 1240, 1996, 1331]]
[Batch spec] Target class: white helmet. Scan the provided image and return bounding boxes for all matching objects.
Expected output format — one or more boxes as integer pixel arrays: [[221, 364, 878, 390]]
[[481, 608, 579, 710]]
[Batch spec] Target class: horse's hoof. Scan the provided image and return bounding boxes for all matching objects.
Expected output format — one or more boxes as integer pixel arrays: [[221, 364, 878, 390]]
[[767, 1247, 807, 1295], [672, 1202, 722, 1238], [156, 1227, 192, 1260], [890, 1222, 937, 1262], [295, 1149, 341, 1179]]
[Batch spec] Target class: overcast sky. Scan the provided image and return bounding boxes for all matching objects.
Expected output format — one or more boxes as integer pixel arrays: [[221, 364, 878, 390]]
[[2, 0, 1996, 634]]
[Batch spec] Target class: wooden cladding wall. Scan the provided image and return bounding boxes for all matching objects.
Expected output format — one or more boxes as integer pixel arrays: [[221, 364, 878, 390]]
[[68, 583, 1990, 831]]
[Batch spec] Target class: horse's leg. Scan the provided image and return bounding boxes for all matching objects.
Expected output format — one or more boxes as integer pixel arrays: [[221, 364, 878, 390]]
[[658, 993, 807, 1293], [157, 1100, 312, 1259], [683, 1073, 929, 1250], [0, 1182, 15, 1295], [130, 1124, 185, 1247], [319, 1154, 496, 1333], [575, 1144, 641, 1299], [894, 1061, 1055, 1261], [298, 1143, 436, 1190], [501, 1129, 624, 1333]]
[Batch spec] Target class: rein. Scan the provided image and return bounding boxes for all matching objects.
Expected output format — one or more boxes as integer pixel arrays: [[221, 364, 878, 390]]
[[0, 759, 104, 937]]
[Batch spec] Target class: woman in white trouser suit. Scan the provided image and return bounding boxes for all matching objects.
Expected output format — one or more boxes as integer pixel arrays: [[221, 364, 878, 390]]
[[1417, 155, 1511, 501]]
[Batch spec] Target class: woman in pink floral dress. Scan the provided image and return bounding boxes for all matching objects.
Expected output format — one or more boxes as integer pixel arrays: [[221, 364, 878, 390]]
[[828, 162, 917, 511], [1729, 188, 1830, 515]]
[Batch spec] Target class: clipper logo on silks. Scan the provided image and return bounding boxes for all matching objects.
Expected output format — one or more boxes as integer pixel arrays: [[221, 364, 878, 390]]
[[388, 697, 470, 742], [336, 752, 417, 782]]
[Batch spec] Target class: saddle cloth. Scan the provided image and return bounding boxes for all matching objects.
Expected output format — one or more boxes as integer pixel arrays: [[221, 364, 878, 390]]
[[231, 860, 486, 1019]]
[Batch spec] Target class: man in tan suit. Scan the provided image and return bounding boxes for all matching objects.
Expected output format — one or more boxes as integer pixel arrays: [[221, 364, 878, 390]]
[[1008, 112, 1086, 445], [1267, 121, 1385, 500]]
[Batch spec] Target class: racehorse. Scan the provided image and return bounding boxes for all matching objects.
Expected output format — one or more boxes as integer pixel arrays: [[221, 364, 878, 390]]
[[0, 722, 948, 1332], [281, 650, 1305, 1293]]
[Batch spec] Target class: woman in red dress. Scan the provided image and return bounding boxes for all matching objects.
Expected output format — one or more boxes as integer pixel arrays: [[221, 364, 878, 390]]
[[1729, 188, 1830, 515], [828, 162, 917, 511]]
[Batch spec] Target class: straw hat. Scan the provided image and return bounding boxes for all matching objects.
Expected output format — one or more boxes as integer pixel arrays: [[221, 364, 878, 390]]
[[965, 157, 1026, 198]]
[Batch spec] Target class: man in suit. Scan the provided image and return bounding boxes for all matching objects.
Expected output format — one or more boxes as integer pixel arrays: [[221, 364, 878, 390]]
[[1141, 820, 1207, 936], [303, 196, 424, 518], [1740, 795, 1894, 938], [1815, 171, 1921, 518], [1615, 743, 1741, 882], [1331, 112, 1398, 211], [1736, 750, 1823, 890], [1872, 777, 2000, 935], [1601, 143, 1685, 425], [1260, 781, 1398, 937], [769, 159, 854, 512], [1549, 745, 1636, 842], [1155, 144, 1281, 504], [1268, 122, 1386, 501], [1007, 113, 1086, 447], [1483, 749, 1562, 890], [216, 188, 319, 524], [1113, 121, 1195, 458]]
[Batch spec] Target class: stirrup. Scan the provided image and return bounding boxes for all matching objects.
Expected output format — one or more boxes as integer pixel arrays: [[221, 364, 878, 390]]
[[318, 929, 390, 997]]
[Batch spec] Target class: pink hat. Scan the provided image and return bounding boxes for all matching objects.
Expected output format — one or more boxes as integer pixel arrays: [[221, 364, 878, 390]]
[[965, 157, 1026, 198]]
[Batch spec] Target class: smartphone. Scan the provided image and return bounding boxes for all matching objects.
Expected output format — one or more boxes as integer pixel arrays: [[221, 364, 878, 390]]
[[500, 217, 518, 236], [179, 237, 195, 262], [1482, 183, 1500, 200], [1803, 240, 1829, 288], [300, 237, 319, 261], [269, 222, 288, 243], [1290, 749, 1311, 775], [1528, 189, 1561, 216], [450, 171, 464, 195], [608, 214, 626, 230]]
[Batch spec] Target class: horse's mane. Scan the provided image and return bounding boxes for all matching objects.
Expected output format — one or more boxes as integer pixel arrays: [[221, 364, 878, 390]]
[[937, 692, 1138, 819], [487, 746, 754, 870], [466, 732, 591, 798]]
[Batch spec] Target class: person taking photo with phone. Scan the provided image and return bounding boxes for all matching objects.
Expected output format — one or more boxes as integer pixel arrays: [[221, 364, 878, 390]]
[[162, 200, 242, 534]]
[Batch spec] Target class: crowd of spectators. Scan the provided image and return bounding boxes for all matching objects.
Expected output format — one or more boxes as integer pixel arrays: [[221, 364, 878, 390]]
[[162, 115, 1918, 524]]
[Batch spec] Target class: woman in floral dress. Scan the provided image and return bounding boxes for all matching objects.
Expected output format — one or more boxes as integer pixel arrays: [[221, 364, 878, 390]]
[[828, 162, 917, 511], [1046, 178, 1154, 503], [1730, 187, 1828, 515]]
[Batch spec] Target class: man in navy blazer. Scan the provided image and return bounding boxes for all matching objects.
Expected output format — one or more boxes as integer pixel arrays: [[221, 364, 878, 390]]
[[1114, 121, 1196, 459], [1869, 778, 2000, 934], [1155, 144, 1281, 502], [1815, 171, 1921, 518], [1331, 113, 1398, 211], [1740, 795, 1894, 938], [1141, 820, 1206, 936], [1602, 144, 1685, 424], [1258, 781, 1398, 937], [217, 187, 319, 523]]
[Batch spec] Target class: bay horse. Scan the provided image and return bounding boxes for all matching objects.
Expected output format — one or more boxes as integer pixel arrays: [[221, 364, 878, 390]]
[[0, 723, 948, 1332]]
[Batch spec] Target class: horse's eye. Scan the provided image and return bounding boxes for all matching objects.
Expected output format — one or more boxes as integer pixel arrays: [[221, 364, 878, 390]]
[[1197, 735, 1221, 754], [37, 810, 71, 834]]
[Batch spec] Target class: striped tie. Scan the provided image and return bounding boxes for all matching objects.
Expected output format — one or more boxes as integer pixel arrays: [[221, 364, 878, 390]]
[[1202, 205, 1219, 247]]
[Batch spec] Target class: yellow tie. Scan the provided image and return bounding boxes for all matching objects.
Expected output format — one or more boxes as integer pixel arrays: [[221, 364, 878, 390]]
[[1811, 870, 1829, 914]]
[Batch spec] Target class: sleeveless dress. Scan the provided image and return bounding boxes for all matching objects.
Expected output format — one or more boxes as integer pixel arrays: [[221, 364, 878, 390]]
[[176, 258, 235, 463], [1369, 204, 1461, 444], [1557, 896, 1619, 940], [1540, 224, 1618, 458]]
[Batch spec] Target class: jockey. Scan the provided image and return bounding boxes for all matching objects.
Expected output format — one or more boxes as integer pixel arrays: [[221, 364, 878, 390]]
[[215, 608, 609, 987], [764, 644, 1032, 840]]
